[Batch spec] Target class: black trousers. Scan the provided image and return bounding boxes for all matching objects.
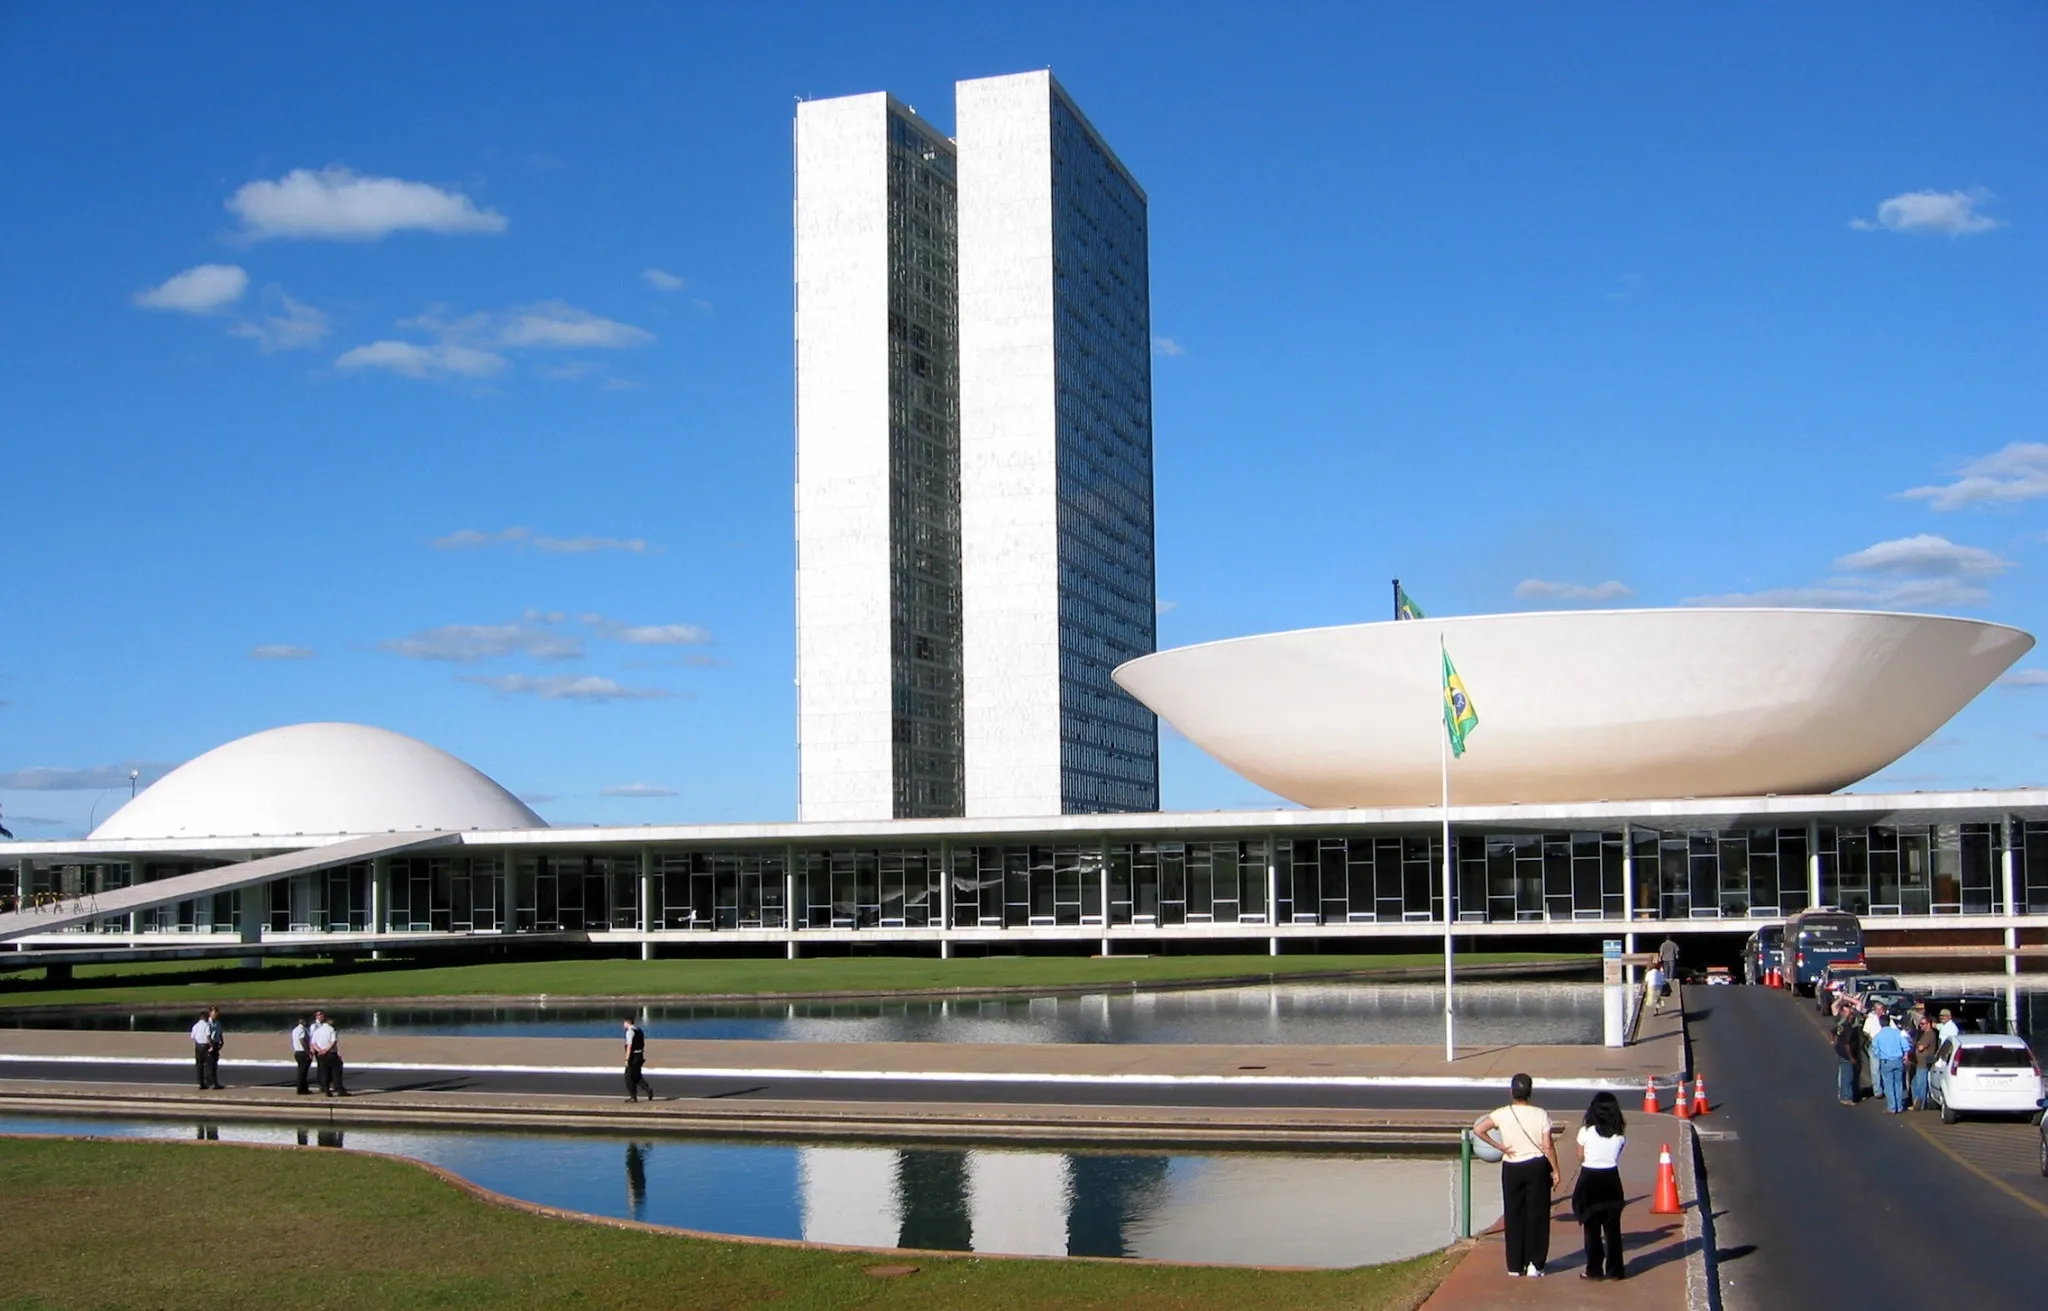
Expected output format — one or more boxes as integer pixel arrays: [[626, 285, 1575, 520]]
[[294, 1052, 312, 1094], [194, 1045, 219, 1089], [625, 1053, 651, 1099], [1583, 1212, 1624, 1278], [1501, 1157, 1552, 1273], [316, 1051, 345, 1096]]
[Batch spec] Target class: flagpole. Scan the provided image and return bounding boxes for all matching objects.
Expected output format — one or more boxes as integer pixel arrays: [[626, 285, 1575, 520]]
[[1441, 635, 1455, 1064]]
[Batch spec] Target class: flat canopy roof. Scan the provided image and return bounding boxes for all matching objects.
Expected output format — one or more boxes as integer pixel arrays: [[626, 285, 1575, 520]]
[[9, 787, 2048, 862]]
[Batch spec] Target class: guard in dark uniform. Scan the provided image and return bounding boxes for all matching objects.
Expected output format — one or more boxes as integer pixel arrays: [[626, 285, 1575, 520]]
[[623, 1017, 653, 1102]]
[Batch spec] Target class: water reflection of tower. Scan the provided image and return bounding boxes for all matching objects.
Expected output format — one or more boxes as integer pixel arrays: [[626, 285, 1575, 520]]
[[894, 1151, 971, 1250], [1065, 1154, 1171, 1257], [625, 1142, 650, 1221]]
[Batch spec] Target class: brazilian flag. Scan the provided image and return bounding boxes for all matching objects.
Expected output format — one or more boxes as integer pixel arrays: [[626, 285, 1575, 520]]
[[1396, 584, 1425, 621], [1442, 648, 1478, 758]]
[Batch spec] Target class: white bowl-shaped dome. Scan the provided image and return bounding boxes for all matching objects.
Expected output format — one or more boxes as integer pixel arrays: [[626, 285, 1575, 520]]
[[1113, 608, 2033, 808], [92, 722, 545, 840]]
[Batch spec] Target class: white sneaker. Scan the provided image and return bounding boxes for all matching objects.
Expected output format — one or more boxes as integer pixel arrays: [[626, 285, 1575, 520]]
[[1506, 1270, 1521, 1278], [1526, 1265, 1545, 1278]]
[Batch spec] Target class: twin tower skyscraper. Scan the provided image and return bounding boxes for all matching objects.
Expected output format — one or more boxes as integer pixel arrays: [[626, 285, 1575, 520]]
[[795, 71, 1159, 822]]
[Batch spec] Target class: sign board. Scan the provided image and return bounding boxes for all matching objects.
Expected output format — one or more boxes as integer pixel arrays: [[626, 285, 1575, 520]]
[[1603, 939, 1623, 959], [1602, 939, 1624, 984]]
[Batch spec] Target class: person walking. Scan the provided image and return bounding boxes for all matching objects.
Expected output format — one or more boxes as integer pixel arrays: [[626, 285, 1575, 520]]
[[290, 1015, 312, 1095], [622, 1017, 654, 1102], [1646, 962, 1666, 1015], [1475, 1072, 1560, 1278], [1657, 934, 1680, 984], [189, 1008, 223, 1090], [1872, 1012, 1911, 1113], [1911, 1013, 1940, 1111], [1571, 1091, 1628, 1281], [1832, 999, 1860, 1105], [308, 1010, 347, 1098]]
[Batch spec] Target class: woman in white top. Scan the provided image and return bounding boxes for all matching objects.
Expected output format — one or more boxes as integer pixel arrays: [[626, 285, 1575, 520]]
[[1571, 1091, 1628, 1281], [1474, 1072, 1560, 1278]]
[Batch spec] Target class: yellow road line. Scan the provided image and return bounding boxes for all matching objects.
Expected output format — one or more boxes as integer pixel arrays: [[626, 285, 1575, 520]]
[[1909, 1121, 2048, 1221]]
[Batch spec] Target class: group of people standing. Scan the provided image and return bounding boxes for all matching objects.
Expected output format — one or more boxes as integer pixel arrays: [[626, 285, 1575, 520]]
[[1831, 994, 1957, 1112], [185, 1009, 656, 1104], [1473, 1074, 1631, 1281], [187, 1008, 345, 1095]]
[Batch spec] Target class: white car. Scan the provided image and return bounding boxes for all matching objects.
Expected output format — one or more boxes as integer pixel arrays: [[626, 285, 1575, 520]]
[[1929, 1034, 2044, 1124]]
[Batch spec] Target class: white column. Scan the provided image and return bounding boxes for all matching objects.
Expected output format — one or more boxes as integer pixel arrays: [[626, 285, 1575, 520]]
[[786, 844, 800, 959], [639, 847, 654, 962], [128, 858, 145, 935], [1099, 834, 1112, 957], [1807, 818, 1823, 909], [369, 856, 387, 958], [2003, 816, 2020, 987], [939, 840, 954, 960], [1621, 823, 1636, 990]]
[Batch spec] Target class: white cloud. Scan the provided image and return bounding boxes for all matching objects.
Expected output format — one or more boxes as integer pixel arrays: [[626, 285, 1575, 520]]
[[134, 264, 247, 313], [642, 268, 686, 292], [1155, 599, 1179, 614], [537, 535, 649, 553], [380, 616, 582, 663], [1513, 579, 1634, 602], [228, 166, 507, 241], [2000, 669, 2048, 688], [1832, 534, 2009, 578], [336, 338, 507, 379], [500, 301, 653, 349], [0, 761, 174, 790], [582, 614, 712, 645], [229, 292, 330, 352], [602, 782, 677, 798], [1686, 534, 2008, 610], [1152, 335, 1185, 357], [1686, 578, 1991, 609], [249, 644, 315, 660], [430, 527, 653, 554], [459, 674, 669, 702], [516, 791, 558, 804], [1850, 189, 2003, 236], [1901, 443, 2048, 511]]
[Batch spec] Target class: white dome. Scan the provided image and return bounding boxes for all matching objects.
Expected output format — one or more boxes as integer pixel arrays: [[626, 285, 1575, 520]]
[[92, 723, 545, 840], [1113, 608, 2033, 809]]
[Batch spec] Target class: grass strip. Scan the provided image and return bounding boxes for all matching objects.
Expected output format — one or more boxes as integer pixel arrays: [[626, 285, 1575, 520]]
[[0, 1136, 1460, 1310], [0, 951, 1584, 1010]]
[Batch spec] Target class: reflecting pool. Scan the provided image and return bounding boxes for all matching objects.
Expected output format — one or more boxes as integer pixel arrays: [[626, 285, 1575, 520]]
[[13, 981, 1606, 1046], [0, 1115, 1499, 1268]]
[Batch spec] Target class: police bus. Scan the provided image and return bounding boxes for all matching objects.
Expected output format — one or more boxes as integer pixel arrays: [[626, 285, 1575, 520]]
[[1781, 908, 1864, 996]]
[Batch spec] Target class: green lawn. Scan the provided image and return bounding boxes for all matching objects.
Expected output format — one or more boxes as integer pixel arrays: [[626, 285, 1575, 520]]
[[0, 951, 1584, 1010], [0, 1137, 1459, 1311]]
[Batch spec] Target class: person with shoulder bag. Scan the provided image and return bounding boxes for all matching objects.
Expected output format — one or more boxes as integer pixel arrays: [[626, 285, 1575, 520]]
[[1474, 1072, 1561, 1278]]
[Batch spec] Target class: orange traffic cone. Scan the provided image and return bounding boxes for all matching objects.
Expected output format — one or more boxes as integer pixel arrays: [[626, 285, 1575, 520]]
[[1651, 1143, 1682, 1214], [1691, 1075, 1711, 1116], [1765, 967, 1777, 988], [1641, 1077, 1660, 1115], [1673, 1079, 1692, 1119]]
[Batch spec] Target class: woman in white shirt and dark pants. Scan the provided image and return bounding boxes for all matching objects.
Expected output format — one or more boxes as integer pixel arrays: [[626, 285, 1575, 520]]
[[1571, 1091, 1628, 1280], [1474, 1072, 1560, 1277]]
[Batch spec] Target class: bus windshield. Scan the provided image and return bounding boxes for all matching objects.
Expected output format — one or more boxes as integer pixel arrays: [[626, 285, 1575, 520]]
[[1798, 917, 1860, 945]]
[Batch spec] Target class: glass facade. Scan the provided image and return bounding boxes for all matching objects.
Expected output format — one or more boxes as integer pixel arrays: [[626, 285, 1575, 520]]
[[1049, 87, 1159, 814], [17, 817, 2048, 937], [886, 109, 964, 819]]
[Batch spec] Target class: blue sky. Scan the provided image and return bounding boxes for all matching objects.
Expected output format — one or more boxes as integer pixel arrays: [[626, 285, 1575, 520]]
[[3, 3, 2045, 836]]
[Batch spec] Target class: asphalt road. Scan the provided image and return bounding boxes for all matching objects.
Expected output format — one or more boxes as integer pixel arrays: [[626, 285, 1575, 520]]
[[0, 1057, 1520, 1111], [1688, 985, 2047, 1310]]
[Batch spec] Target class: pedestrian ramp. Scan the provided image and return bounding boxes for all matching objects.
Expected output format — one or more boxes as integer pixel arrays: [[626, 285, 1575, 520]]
[[0, 831, 457, 944]]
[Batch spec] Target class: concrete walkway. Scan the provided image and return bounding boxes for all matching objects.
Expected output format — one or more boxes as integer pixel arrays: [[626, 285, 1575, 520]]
[[1422, 1121, 1699, 1310], [0, 1006, 1686, 1091]]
